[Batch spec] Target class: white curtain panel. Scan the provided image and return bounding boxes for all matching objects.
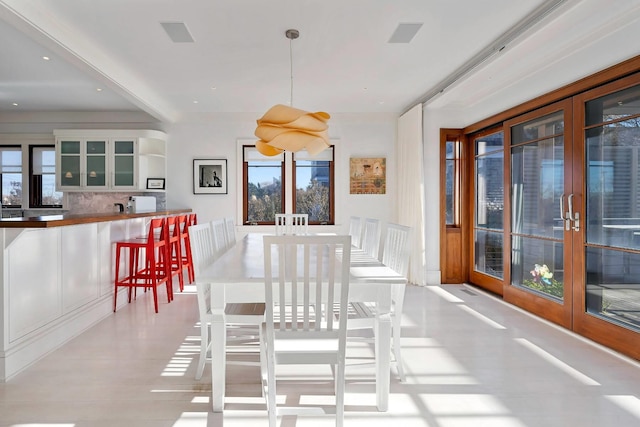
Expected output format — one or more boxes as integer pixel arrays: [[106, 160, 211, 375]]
[[396, 104, 426, 286]]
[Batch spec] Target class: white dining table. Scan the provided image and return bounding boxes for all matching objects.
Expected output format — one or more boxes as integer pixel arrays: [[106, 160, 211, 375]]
[[197, 233, 407, 413]]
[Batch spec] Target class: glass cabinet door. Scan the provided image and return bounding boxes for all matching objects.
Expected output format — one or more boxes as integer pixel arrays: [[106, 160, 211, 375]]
[[112, 140, 136, 188], [59, 140, 81, 187], [85, 140, 107, 188]]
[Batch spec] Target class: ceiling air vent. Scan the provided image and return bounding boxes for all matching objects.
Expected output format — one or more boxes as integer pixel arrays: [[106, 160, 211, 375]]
[[160, 22, 195, 43], [388, 23, 423, 44]]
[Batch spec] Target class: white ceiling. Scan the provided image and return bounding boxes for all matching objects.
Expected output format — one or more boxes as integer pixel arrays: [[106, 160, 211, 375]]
[[1, 0, 639, 125]]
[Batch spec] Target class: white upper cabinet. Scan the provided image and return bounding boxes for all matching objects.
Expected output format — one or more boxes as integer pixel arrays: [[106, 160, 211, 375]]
[[55, 129, 167, 192]]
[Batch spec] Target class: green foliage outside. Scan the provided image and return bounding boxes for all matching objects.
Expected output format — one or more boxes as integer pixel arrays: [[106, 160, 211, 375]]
[[247, 178, 330, 223], [296, 180, 330, 222], [247, 179, 282, 222]]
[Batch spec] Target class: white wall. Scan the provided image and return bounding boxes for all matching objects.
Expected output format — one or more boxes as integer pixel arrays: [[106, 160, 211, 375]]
[[0, 111, 399, 231], [164, 112, 398, 231]]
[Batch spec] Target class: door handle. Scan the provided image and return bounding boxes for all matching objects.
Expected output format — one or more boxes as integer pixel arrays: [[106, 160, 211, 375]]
[[567, 194, 580, 232]]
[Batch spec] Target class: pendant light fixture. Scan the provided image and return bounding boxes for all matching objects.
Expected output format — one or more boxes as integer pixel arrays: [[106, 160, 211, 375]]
[[255, 29, 331, 157]]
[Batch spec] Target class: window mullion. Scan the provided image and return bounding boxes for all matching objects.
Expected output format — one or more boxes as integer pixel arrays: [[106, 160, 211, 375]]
[[284, 151, 293, 214]]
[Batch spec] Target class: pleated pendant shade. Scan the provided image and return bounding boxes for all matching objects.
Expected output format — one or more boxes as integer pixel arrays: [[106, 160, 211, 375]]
[[255, 29, 330, 157]]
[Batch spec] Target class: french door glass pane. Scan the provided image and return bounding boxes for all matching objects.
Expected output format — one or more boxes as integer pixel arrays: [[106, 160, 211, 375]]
[[475, 133, 503, 155], [512, 235, 564, 301], [585, 84, 640, 126], [585, 246, 640, 332], [474, 229, 503, 279], [511, 137, 564, 239], [511, 111, 564, 144], [586, 119, 640, 250], [474, 131, 504, 278], [475, 152, 504, 230]]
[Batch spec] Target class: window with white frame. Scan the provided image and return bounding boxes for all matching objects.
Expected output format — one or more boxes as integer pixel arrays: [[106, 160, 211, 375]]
[[242, 145, 335, 225]]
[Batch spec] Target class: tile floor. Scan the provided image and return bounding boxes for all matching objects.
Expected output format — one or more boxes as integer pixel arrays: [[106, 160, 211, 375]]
[[1, 283, 640, 427]]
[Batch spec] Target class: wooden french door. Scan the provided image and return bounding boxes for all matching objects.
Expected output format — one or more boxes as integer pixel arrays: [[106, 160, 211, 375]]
[[500, 75, 640, 358], [503, 99, 575, 328], [465, 66, 640, 359], [570, 73, 640, 359]]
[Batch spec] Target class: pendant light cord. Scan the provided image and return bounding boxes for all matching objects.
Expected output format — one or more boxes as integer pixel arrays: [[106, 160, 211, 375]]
[[289, 36, 294, 107]]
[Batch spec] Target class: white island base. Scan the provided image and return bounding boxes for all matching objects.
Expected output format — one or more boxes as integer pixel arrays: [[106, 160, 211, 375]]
[[0, 212, 185, 381]]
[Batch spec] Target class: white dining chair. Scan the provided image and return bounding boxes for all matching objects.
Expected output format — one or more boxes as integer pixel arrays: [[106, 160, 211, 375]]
[[274, 213, 309, 235], [190, 222, 264, 381], [261, 234, 351, 427], [347, 223, 412, 382], [189, 222, 217, 380], [361, 217, 381, 259], [348, 216, 363, 248]]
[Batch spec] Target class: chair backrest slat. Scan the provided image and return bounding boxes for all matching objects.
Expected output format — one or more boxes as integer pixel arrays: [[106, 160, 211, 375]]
[[348, 216, 362, 248], [224, 217, 236, 246], [361, 218, 381, 259], [275, 213, 309, 235], [189, 223, 216, 276], [211, 219, 228, 254], [381, 223, 412, 277]]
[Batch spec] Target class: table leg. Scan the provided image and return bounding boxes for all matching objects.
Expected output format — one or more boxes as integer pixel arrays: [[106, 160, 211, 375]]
[[375, 287, 392, 411], [211, 287, 227, 412]]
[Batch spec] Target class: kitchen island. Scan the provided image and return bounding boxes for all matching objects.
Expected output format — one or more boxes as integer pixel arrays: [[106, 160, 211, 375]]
[[0, 209, 191, 381]]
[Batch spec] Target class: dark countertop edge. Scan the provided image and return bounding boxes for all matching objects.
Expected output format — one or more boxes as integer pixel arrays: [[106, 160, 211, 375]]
[[0, 208, 192, 228]]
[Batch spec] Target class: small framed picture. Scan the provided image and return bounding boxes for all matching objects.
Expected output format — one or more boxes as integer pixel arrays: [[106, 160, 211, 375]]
[[194, 159, 228, 194], [146, 178, 165, 190]]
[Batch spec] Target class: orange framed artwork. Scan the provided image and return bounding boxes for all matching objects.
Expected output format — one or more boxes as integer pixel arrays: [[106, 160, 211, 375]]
[[349, 157, 386, 194]]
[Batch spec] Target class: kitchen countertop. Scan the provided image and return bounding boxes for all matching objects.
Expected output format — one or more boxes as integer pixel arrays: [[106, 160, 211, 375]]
[[0, 208, 192, 228]]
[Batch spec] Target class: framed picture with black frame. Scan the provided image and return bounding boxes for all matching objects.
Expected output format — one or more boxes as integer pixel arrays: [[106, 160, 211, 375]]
[[193, 159, 227, 194], [146, 178, 165, 190]]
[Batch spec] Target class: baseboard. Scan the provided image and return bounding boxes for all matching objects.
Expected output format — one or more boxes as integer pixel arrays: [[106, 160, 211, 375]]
[[0, 293, 119, 382]]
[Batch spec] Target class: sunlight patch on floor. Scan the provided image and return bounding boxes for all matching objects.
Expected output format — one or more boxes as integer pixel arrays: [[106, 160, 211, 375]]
[[604, 395, 640, 419], [426, 286, 465, 303], [515, 338, 600, 385], [457, 305, 507, 329]]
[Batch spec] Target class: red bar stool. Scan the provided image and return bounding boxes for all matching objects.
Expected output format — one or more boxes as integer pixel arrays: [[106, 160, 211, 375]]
[[166, 215, 184, 294], [179, 214, 195, 284], [113, 217, 171, 313]]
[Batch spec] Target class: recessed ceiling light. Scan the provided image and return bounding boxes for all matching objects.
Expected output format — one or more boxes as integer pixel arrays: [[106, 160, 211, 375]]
[[96, 88, 103, 92], [193, 100, 199, 104], [42, 56, 50, 61], [378, 101, 385, 105], [12, 102, 18, 106], [211, 86, 217, 90], [363, 87, 368, 91]]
